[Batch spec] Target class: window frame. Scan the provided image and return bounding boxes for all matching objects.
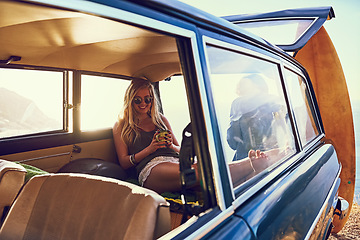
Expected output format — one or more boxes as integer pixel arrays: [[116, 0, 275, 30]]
[[0, 64, 70, 139], [78, 71, 134, 132], [281, 64, 324, 151], [232, 17, 318, 47]]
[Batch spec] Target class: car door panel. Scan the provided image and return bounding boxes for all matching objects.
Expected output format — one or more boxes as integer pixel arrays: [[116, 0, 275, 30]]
[[224, 7, 354, 233], [201, 215, 254, 239], [0, 138, 118, 172], [234, 143, 340, 239]]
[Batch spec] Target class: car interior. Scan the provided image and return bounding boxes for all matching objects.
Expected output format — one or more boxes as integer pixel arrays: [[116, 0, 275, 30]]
[[0, 1, 199, 238]]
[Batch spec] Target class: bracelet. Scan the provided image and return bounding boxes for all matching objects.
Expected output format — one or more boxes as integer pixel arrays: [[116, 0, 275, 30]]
[[129, 154, 136, 166], [249, 158, 256, 172]]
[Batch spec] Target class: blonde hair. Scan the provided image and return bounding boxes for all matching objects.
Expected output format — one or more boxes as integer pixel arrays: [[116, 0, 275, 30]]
[[118, 79, 166, 146]]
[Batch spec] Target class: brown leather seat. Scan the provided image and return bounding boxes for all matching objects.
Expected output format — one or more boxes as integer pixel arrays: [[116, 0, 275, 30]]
[[0, 160, 26, 222], [0, 173, 171, 240]]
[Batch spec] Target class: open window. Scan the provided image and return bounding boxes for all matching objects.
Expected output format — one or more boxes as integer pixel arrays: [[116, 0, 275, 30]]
[[223, 7, 335, 54]]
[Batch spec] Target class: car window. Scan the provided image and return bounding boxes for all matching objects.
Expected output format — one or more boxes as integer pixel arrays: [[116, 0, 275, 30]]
[[0, 68, 64, 138], [205, 44, 296, 189], [284, 69, 320, 147], [81, 75, 130, 131], [80, 74, 190, 136], [159, 75, 190, 141]]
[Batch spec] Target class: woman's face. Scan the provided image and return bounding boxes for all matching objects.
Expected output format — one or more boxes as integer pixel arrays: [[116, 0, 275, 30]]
[[133, 87, 152, 115]]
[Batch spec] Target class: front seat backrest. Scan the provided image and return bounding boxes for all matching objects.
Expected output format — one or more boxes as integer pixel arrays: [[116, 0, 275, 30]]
[[0, 160, 26, 222], [0, 173, 171, 240]]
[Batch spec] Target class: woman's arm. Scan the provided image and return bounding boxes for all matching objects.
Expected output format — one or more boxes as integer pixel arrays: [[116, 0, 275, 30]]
[[113, 121, 168, 169], [113, 121, 134, 169], [229, 150, 270, 186]]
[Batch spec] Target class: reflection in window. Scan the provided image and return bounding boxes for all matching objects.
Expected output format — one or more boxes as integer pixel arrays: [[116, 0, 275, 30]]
[[0, 68, 63, 138], [206, 45, 295, 188], [284, 69, 319, 146]]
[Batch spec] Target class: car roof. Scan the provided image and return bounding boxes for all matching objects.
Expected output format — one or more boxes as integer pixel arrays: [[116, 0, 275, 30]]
[[0, 0, 285, 82], [103, 0, 274, 47]]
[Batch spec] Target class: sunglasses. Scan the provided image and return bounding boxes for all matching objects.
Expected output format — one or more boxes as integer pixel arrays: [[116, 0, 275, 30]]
[[133, 96, 152, 105]]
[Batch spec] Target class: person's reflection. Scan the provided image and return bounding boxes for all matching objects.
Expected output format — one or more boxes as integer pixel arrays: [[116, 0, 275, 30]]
[[227, 74, 281, 161]]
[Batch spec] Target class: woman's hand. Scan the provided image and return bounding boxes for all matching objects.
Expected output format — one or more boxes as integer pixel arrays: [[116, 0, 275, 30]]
[[148, 138, 164, 153], [164, 130, 181, 152], [153, 130, 180, 153], [149, 131, 170, 151], [248, 149, 269, 172]]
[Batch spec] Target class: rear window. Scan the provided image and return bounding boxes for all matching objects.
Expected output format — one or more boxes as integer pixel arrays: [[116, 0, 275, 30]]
[[0, 68, 64, 139], [234, 19, 314, 46]]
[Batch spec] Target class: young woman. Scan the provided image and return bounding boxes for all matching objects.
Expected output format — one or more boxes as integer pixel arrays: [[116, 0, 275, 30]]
[[113, 79, 269, 193], [113, 79, 183, 193]]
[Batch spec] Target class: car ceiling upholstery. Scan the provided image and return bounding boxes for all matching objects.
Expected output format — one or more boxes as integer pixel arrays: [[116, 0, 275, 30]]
[[0, 1, 181, 82]]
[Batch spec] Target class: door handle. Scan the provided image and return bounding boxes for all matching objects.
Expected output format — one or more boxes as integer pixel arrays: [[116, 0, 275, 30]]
[[334, 196, 349, 220]]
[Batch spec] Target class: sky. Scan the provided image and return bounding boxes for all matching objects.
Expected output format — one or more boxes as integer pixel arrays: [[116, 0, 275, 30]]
[[180, 0, 360, 103]]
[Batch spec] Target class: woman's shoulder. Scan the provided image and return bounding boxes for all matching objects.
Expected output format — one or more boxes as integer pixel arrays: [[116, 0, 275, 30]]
[[113, 119, 125, 133], [160, 113, 169, 123], [160, 114, 171, 128]]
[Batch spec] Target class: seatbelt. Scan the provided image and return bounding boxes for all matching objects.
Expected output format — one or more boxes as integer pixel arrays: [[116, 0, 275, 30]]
[[179, 123, 197, 223]]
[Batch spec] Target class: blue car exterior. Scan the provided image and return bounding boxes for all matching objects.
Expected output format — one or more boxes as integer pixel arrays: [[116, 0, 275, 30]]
[[0, 0, 350, 239]]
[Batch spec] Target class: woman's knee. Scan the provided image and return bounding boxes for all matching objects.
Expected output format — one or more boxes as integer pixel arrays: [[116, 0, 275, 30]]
[[143, 163, 181, 193]]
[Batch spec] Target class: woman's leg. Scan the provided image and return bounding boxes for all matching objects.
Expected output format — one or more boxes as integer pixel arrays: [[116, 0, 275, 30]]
[[143, 162, 182, 193]]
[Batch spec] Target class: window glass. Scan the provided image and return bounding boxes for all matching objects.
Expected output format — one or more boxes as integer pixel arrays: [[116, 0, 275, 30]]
[[0, 68, 63, 139], [81, 75, 130, 131], [159, 75, 190, 141], [236, 19, 314, 45], [284, 69, 319, 146], [206, 45, 296, 188]]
